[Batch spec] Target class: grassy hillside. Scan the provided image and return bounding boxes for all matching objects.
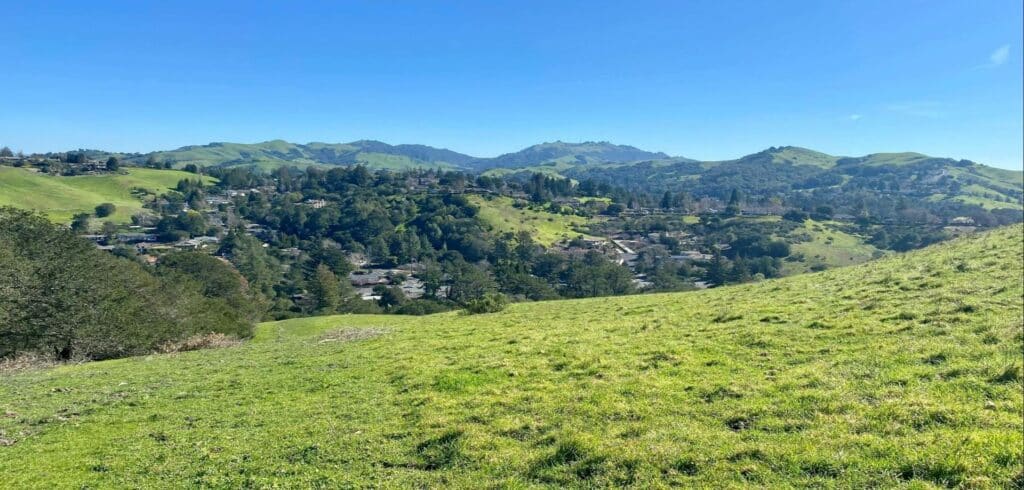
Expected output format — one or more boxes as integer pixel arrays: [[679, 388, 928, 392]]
[[835, 154, 1023, 210], [702, 146, 840, 169], [2, 226, 1021, 488], [473, 141, 674, 173], [943, 168, 1024, 210], [0, 167, 214, 224], [469, 195, 598, 245], [76, 140, 1022, 214], [566, 146, 1024, 216], [141, 140, 469, 171], [780, 219, 882, 274], [481, 161, 580, 179]]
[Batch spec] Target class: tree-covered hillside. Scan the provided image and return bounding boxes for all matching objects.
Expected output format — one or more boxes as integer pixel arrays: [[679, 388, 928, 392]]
[[568, 146, 1023, 218]]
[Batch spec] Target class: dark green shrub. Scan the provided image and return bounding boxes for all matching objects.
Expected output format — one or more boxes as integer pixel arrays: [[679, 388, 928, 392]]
[[94, 202, 116, 218], [464, 292, 509, 314]]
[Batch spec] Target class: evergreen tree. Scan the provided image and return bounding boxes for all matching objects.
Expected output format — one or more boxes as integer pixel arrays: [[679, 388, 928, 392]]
[[419, 260, 444, 299], [309, 264, 341, 314], [707, 252, 728, 286], [729, 256, 751, 283], [218, 230, 281, 300], [725, 189, 742, 216], [660, 191, 673, 210], [446, 261, 497, 304]]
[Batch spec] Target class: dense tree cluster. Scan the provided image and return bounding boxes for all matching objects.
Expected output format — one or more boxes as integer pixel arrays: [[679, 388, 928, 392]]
[[200, 166, 643, 318], [0, 208, 254, 361]]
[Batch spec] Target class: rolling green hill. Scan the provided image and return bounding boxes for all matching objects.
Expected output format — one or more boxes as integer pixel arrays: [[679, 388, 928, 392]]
[[472, 141, 673, 172], [701, 146, 840, 169], [472, 144, 1022, 216], [478, 141, 681, 178], [61, 140, 1020, 213], [1, 225, 1020, 487], [135, 140, 474, 171], [0, 167, 214, 224], [777, 218, 882, 274], [567, 146, 1024, 213], [469, 195, 599, 246]]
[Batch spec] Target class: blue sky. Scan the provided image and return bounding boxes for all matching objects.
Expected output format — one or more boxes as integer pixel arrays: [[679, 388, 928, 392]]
[[2, 1, 1021, 169]]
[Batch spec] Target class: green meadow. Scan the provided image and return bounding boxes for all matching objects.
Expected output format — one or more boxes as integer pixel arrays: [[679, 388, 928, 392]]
[[1, 226, 1021, 488], [470, 195, 599, 246], [0, 167, 214, 224], [781, 219, 882, 274]]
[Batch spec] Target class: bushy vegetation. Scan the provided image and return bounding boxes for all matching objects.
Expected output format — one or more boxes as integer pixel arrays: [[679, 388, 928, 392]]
[[0, 225, 1019, 487], [463, 291, 509, 314], [0, 208, 254, 361]]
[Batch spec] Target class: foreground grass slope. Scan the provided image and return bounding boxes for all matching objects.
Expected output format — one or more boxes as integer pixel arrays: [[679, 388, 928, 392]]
[[1, 227, 1022, 488], [0, 167, 213, 223]]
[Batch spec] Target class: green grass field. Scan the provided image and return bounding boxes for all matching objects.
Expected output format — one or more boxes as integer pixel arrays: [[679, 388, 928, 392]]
[[0, 167, 214, 224], [781, 219, 882, 274], [470, 195, 599, 246], [1, 225, 1021, 488]]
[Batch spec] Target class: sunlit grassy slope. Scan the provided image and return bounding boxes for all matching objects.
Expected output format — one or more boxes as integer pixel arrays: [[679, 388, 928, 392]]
[[145, 140, 463, 171], [0, 167, 214, 224], [781, 219, 882, 274], [470, 195, 598, 245], [1, 226, 1022, 488]]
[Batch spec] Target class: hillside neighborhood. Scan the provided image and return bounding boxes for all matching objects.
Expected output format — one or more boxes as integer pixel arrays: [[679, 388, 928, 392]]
[[21, 157, 996, 307]]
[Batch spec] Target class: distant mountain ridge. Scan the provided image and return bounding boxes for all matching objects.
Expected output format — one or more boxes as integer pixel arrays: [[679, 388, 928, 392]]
[[129, 140, 477, 171], [469, 141, 674, 171], [60, 140, 1022, 212], [109, 139, 680, 172], [81, 139, 1018, 177], [562, 145, 1023, 212]]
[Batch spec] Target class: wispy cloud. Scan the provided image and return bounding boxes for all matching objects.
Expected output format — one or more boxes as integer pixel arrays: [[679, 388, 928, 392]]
[[990, 44, 1010, 65], [885, 102, 945, 119], [848, 114, 863, 121], [975, 44, 1011, 69]]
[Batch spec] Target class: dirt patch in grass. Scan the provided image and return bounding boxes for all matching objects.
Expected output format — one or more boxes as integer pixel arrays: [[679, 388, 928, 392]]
[[0, 352, 65, 374], [317, 328, 389, 344], [158, 333, 244, 354]]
